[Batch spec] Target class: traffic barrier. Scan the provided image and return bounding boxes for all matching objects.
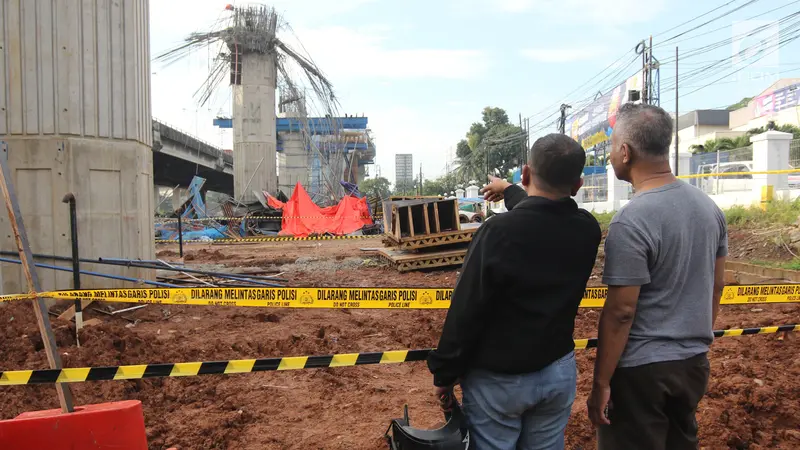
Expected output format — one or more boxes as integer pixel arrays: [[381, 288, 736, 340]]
[[154, 234, 380, 243], [0, 400, 148, 449], [0, 285, 798, 309], [1, 325, 795, 386]]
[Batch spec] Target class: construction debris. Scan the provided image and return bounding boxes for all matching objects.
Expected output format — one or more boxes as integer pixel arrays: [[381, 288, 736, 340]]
[[377, 198, 479, 272]]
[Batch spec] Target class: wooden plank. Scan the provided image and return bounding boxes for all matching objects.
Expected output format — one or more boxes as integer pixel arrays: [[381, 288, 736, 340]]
[[406, 206, 415, 237], [377, 247, 467, 263], [423, 204, 431, 234], [57, 300, 94, 321], [393, 205, 401, 242], [81, 318, 104, 327], [433, 203, 441, 234], [0, 147, 74, 411]]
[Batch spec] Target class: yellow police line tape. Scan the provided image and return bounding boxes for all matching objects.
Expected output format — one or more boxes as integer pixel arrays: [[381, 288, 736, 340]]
[[676, 168, 800, 180], [1, 324, 796, 386], [156, 215, 382, 223], [154, 235, 380, 244], [1, 285, 798, 309]]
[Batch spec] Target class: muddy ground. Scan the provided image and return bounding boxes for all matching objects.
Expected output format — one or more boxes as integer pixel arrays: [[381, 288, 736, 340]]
[[1, 231, 799, 449]]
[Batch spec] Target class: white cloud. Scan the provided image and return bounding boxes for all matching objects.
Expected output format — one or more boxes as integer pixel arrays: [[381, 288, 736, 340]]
[[521, 47, 606, 63], [285, 26, 487, 80]]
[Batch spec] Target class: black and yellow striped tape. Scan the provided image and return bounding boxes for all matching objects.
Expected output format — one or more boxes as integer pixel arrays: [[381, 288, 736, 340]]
[[1, 285, 799, 309], [154, 235, 380, 243], [1, 325, 795, 386], [156, 215, 382, 223]]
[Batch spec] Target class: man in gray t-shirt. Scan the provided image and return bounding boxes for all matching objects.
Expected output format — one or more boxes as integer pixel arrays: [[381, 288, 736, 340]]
[[587, 103, 728, 450]]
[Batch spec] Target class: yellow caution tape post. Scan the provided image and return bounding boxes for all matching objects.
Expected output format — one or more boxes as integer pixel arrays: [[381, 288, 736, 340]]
[[1, 324, 796, 386], [0, 285, 798, 309]]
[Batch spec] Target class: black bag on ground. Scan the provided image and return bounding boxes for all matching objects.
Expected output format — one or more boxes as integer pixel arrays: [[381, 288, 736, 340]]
[[385, 391, 472, 450]]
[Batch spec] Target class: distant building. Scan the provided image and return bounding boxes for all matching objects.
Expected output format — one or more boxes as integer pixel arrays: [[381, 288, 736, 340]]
[[395, 154, 413, 191]]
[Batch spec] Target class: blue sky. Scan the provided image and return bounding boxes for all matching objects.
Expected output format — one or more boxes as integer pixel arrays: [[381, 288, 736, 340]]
[[150, 0, 800, 185]]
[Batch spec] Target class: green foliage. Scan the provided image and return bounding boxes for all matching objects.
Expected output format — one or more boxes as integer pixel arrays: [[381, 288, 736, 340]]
[[750, 259, 800, 271], [359, 176, 392, 200], [481, 107, 510, 129], [594, 200, 800, 232], [727, 97, 753, 111], [747, 123, 800, 139], [421, 172, 461, 196], [456, 139, 472, 159], [690, 135, 752, 154], [592, 211, 615, 231], [455, 106, 525, 183], [724, 200, 800, 228]]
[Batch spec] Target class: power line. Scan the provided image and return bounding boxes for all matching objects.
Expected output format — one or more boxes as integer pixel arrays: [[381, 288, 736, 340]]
[[524, 49, 640, 122], [652, 0, 742, 39], [654, 0, 800, 49], [657, 0, 763, 46], [675, 27, 800, 100]]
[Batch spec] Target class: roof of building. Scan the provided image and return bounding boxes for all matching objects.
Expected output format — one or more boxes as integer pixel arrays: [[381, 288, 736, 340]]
[[677, 109, 730, 131]]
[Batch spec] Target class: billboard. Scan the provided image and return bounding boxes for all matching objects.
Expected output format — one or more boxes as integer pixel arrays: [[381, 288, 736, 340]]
[[564, 72, 643, 149], [753, 82, 800, 118]]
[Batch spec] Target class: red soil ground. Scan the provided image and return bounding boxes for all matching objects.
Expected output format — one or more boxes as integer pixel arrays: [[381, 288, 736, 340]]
[[1, 235, 798, 449]]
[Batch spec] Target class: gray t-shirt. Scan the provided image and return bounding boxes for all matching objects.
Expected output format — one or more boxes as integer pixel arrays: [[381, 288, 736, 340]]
[[603, 180, 728, 368]]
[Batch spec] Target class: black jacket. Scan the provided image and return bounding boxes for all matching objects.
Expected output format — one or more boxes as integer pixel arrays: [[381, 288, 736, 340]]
[[427, 185, 601, 387]]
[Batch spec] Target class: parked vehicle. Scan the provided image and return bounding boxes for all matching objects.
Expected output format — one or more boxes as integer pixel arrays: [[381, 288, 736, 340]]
[[696, 161, 800, 194]]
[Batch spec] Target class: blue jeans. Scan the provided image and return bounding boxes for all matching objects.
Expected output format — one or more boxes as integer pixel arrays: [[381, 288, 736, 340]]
[[461, 352, 577, 450]]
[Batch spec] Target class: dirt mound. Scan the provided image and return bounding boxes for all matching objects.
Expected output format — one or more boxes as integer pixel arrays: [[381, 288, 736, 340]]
[[2, 236, 799, 448]]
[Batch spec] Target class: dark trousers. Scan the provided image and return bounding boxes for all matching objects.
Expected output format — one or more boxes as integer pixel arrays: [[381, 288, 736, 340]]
[[597, 353, 710, 450]]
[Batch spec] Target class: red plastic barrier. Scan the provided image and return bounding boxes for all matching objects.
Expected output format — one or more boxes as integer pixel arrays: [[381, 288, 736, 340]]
[[0, 400, 147, 450]]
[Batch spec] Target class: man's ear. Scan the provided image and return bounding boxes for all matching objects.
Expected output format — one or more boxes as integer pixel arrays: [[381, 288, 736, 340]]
[[522, 165, 531, 187], [571, 177, 584, 197]]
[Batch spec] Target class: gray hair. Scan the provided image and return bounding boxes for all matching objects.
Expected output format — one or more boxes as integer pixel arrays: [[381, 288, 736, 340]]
[[614, 103, 673, 157]]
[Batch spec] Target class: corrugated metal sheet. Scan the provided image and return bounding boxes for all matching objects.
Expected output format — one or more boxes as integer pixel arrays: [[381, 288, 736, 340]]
[[0, 0, 151, 145]]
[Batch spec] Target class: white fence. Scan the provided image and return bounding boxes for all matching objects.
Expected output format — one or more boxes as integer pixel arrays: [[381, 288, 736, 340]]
[[577, 133, 799, 213]]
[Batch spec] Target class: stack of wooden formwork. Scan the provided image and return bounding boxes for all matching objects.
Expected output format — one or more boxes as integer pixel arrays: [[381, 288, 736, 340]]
[[377, 197, 480, 272]]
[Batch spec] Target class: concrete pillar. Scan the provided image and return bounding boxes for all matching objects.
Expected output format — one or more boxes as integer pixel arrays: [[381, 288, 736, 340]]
[[669, 152, 692, 178], [455, 188, 465, 199], [233, 53, 277, 202], [607, 164, 628, 211], [751, 130, 792, 200], [278, 132, 308, 197], [466, 185, 480, 198], [0, 0, 154, 294]]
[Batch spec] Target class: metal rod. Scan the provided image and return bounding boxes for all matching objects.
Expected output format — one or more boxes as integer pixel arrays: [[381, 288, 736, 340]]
[[674, 46, 679, 176], [0, 257, 179, 288], [0, 252, 287, 283], [62, 193, 82, 345], [177, 212, 184, 258], [0, 145, 74, 411]]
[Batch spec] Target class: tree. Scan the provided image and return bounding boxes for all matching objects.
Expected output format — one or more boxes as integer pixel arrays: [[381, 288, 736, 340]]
[[727, 97, 753, 111], [690, 135, 751, 154], [482, 107, 510, 129], [748, 123, 800, 139], [455, 106, 525, 184], [359, 177, 392, 200]]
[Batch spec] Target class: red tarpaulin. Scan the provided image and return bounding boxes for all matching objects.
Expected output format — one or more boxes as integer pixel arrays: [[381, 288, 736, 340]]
[[265, 182, 373, 237]]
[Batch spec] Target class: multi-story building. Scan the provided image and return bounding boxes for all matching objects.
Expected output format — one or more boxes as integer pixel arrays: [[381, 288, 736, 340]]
[[395, 154, 414, 192]]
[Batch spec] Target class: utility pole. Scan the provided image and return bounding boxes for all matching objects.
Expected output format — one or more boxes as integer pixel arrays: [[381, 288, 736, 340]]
[[674, 46, 679, 176], [558, 104, 571, 134], [419, 164, 423, 196]]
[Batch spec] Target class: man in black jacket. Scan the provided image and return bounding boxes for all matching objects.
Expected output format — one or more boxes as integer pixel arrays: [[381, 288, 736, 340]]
[[428, 134, 601, 450]]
